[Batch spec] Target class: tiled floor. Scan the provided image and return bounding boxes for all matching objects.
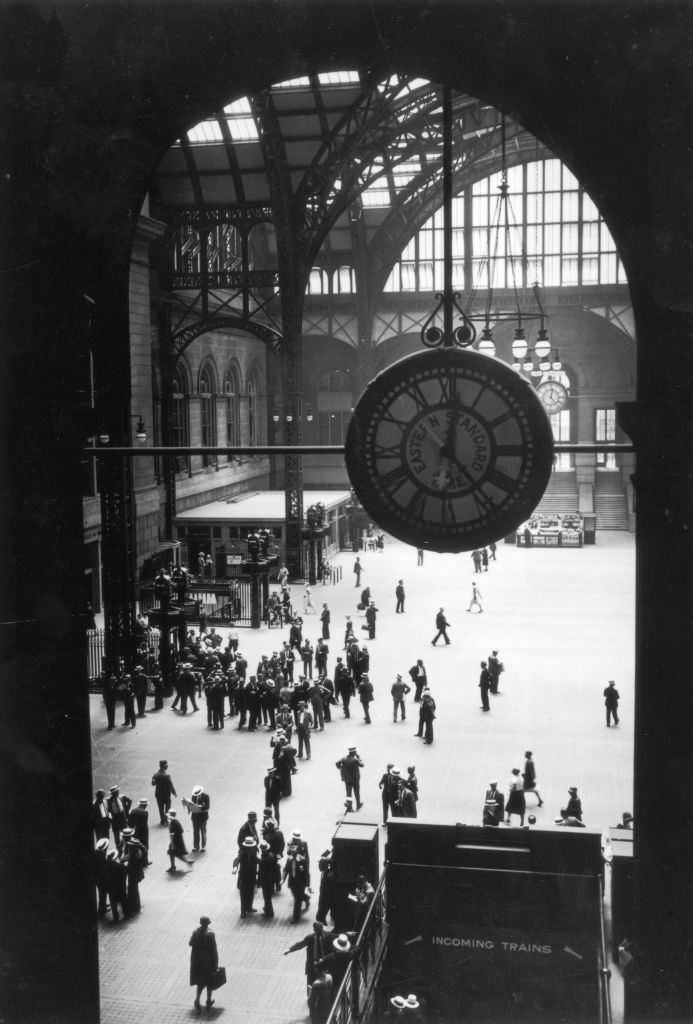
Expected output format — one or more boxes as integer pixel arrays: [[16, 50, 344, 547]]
[[93, 533, 634, 1023]]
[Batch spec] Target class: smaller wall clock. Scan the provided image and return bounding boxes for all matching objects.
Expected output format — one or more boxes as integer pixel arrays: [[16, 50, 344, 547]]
[[345, 348, 554, 552], [536, 379, 568, 416]]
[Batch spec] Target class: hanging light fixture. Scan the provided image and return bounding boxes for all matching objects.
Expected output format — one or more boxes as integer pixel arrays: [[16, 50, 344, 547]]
[[477, 326, 496, 357]]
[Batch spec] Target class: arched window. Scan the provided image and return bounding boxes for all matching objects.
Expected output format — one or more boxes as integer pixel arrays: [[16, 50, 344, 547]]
[[223, 364, 241, 462], [247, 368, 264, 446], [170, 365, 190, 473], [199, 365, 216, 467], [333, 265, 356, 294], [307, 267, 329, 295]]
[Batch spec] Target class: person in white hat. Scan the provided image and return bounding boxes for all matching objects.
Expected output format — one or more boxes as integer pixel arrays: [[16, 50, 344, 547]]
[[336, 746, 364, 809], [257, 839, 277, 918], [483, 780, 505, 827], [233, 835, 259, 917], [119, 827, 146, 914], [183, 784, 210, 852], [316, 932, 357, 992], [284, 829, 311, 922], [92, 837, 110, 916], [390, 994, 407, 1016], [127, 798, 150, 859]]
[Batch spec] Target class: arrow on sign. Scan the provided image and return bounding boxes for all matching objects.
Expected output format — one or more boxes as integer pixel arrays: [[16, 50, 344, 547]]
[[562, 945, 584, 960], [404, 935, 423, 946]]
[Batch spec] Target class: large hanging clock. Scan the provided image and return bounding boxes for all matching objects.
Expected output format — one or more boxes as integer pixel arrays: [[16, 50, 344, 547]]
[[536, 379, 568, 416], [345, 347, 554, 552]]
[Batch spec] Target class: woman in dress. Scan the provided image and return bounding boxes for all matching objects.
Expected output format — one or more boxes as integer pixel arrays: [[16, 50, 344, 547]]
[[505, 768, 526, 826], [189, 915, 218, 1011], [166, 809, 194, 872]]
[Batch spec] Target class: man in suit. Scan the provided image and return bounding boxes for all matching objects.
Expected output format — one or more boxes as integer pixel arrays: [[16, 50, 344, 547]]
[[234, 837, 259, 918], [320, 603, 331, 639], [315, 638, 329, 677], [283, 920, 334, 988], [106, 785, 130, 845], [395, 580, 406, 614], [358, 674, 374, 725], [336, 747, 364, 809], [90, 789, 110, 841], [128, 798, 151, 860], [300, 639, 314, 679], [379, 764, 396, 824], [184, 785, 210, 851], [431, 608, 451, 645], [488, 650, 503, 694], [257, 840, 277, 918], [420, 690, 437, 744], [296, 702, 313, 760], [365, 601, 378, 640], [237, 810, 260, 849], [479, 661, 492, 711], [391, 674, 411, 722], [283, 829, 311, 923], [604, 680, 621, 726], [264, 765, 283, 825], [149, 758, 176, 822], [92, 837, 110, 916], [408, 659, 428, 702], [289, 618, 303, 652]]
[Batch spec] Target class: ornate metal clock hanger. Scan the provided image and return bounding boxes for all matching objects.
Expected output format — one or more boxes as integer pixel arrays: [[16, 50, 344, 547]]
[[420, 89, 562, 388]]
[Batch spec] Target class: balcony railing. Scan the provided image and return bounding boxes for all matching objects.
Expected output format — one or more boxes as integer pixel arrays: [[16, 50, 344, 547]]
[[325, 870, 389, 1024]]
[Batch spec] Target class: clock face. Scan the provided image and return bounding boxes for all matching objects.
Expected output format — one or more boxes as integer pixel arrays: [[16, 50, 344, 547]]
[[536, 379, 568, 415], [345, 348, 554, 552]]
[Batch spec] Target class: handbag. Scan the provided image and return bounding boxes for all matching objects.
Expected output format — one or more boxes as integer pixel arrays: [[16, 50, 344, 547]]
[[211, 966, 227, 990]]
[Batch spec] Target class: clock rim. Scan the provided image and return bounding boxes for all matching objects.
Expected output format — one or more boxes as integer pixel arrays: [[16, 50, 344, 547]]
[[345, 347, 555, 553]]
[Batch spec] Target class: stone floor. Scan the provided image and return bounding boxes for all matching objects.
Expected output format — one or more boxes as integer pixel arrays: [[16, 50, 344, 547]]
[[93, 533, 634, 1023]]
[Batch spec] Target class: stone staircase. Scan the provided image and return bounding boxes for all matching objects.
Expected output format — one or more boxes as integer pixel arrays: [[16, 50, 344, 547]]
[[534, 471, 579, 515], [594, 472, 629, 529]]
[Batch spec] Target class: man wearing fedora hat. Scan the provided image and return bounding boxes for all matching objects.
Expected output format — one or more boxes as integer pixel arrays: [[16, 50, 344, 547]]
[[183, 785, 210, 852], [151, 760, 177, 825], [90, 789, 110, 842], [118, 827, 146, 914], [296, 701, 313, 760], [106, 785, 130, 846], [237, 810, 259, 849], [103, 848, 129, 922], [128, 798, 151, 862], [560, 786, 583, 822], [92, 837, 110, 916], [189, 915, 219, 1011], [336, 747, 364, 810], [264, 765, 282, 825], [234, 836, 259, 917], [257, 839, 277, 918]]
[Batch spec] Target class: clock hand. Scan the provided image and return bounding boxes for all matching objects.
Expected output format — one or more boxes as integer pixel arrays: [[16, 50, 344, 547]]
[[419, 419, 447, 450]]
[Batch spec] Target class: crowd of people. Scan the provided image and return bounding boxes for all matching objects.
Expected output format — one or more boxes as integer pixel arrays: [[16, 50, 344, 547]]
[[93, 533, 626, 1020]]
